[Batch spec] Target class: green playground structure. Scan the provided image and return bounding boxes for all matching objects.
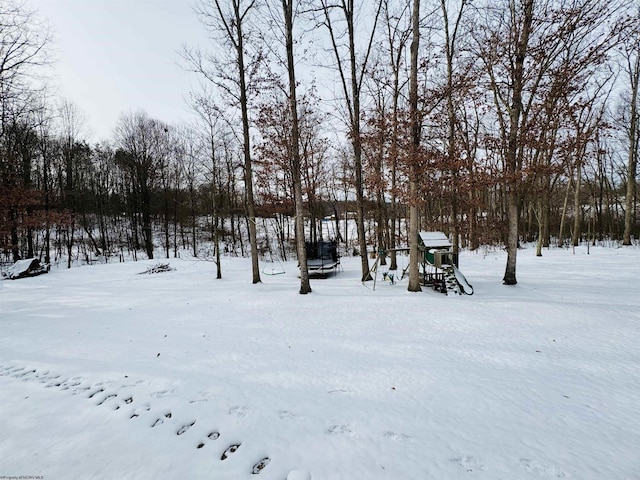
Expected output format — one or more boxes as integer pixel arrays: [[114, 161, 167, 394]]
[[418, 232, 473, 295], [371, 231, 473, 295]]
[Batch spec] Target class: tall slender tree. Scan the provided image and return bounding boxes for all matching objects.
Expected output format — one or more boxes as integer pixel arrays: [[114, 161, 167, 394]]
[[186, 0, 263, 284], [280, 0, 311, 293], [189, 90, 226, 278], [407, 0, 422, 292], [318, 0, 383, 282], [622, 19, 639, 245]]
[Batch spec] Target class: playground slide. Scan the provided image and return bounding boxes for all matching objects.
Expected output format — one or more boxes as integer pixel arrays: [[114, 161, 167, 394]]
[[451, 265, 474, 295]]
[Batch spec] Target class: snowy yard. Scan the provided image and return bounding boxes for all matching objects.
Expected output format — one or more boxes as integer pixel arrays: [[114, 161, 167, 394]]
[[1, 246, 639, 479]]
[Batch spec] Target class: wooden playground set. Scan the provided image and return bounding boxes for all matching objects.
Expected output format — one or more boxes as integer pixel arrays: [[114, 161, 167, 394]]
[[371, 231, 473, 295]]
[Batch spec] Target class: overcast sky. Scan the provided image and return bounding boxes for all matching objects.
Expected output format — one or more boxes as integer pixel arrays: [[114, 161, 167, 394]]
[[30, 0, 205, 143]]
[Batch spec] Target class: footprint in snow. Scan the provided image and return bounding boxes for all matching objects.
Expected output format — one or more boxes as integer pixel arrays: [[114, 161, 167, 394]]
[[87, 388, 104, 399], [384, 431, 412, 442], [325, 424, 353, 436], [45, 379, 66, 388], [150, 412, 173, 427], [96, 393, 117, 406], [450, 455, 487, 472], [228, 406, 249, 418], [59, 377, 83, 391], [520, 458, 570, 478], [113, 395, 134, 409], [130, 403, 151, 419], [278, 410, 301, 421], [151, 418, 164, 427], [36, 371, 59, 382], [221, 443, 241, 460], [13, 369, 36, 379], [197, 431, 220, 449], [252, 457, 270, 474], [151, 389, 173, 398], [177, 420, 195, 436]]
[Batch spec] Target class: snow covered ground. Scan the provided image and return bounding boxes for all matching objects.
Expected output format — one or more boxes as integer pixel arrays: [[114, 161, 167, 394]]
[[1, 245, 639, 480]]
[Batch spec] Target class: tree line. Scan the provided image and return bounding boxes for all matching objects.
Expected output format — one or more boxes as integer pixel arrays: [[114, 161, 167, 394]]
[[1, 0, 638, 291]]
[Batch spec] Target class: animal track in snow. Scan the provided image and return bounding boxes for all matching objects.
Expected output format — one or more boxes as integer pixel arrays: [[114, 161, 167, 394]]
[[150, 412, 172, 427], [45, 378, 66, 388], [37, 372, 61, 383], [176, 420, 195, 436], [221, 443, 241, 460], [1, 364, 280, 475], [229, 405, 249, 418], [252, 457, 270, 474], [450, 455, 487, 472], [96, 393, 117, 406], [130, 403, 151, 419], [151, 418, 164, 427], [197, 430, 220, 449], [278, 410, 301, 421], [151, 389, 173, 398], [14, 369, 36, 379], [383, 431, 412, 442], [520, 458, 570, 478], [325, 424, 353, 436], [59, 378, 83, 391], [87, 388, 104, 399]]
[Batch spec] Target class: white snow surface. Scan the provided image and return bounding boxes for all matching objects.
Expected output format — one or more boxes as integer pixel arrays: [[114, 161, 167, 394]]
[[1, 246, 639, 479]]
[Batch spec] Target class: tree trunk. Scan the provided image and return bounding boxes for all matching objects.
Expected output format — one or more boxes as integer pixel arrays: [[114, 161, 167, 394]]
[[283, 0, 311, 294], [321, 0, 380, 282], [623, 48, 639, 245], [558, 176, 571, 246], [233, 2, 261, 284], [140, 180, 154, 260], [572, 159, 582, 247], [351, 50, 371, 283], [407, 0, 422, 292], [503, 0, 534, 285]]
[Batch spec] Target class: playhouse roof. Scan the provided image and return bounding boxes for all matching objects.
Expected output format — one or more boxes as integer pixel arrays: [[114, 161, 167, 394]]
[[418, 231, 452, 248]]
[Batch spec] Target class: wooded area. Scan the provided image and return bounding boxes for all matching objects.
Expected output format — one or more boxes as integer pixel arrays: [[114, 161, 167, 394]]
[[1, 0, 638, 289]]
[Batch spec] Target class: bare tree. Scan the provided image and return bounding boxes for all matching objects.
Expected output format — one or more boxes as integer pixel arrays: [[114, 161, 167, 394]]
[[407, 0, 422, 292], [0, 0, 51, 138], [189, 89, 225, 278], [114, 111, 171, 260], [476, 0, 626, 284], [0, 1, 51, 261], [185, 0, 263, 284], [318, 0, 383, 282], [622, 18, 640, 245], [58, 100, 87, 267], [381, 0, 411, 271], [280, 0, 311, 293], [504, 0, 533, 285], [440, 0, 471, 255], [34, 96, 56, 263]]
